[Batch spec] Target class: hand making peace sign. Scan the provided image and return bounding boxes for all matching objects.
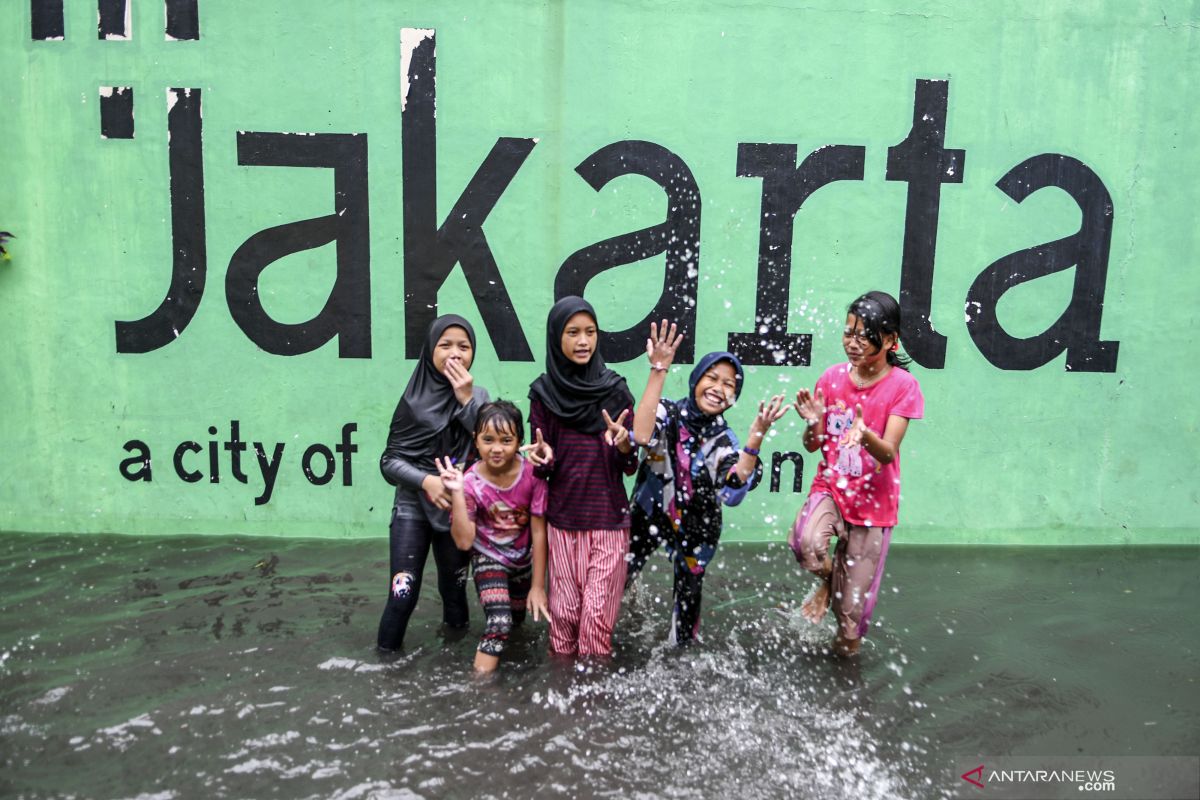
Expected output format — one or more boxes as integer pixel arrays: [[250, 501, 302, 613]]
[[519, 428, 554, 466], [602, 408, 630, 448]]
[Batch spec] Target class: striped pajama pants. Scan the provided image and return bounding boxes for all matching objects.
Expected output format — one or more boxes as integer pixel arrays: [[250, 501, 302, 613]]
[[547, 525, 629, 656]]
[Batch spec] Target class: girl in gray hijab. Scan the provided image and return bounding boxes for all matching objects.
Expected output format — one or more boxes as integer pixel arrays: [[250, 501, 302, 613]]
[[376, 314, 489, 651]]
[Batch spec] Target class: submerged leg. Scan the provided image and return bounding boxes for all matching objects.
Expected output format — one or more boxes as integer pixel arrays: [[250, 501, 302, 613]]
[[473, 555, 516, 672], [829, 524, 893, 656], [670, 558, 706, 645], [626, 509, 666, 587], [577, 528, 629, 657], [547, 525, 583, 655], [376, 510, 433, 651], [431, 526, 471, 628]]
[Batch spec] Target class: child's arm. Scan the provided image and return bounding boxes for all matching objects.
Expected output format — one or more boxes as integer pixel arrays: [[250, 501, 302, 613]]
[[527, 515, 552, 623], [633, 320, 684, 446], [794, 387, 827, 453], [848, 408, 910, 465], [733, 394, 789, 483], [436, 457, 475, 551]]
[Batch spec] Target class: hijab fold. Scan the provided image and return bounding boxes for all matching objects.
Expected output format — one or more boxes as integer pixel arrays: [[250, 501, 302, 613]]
[[383, 314, 478, 471], [528, 296, 633, 434]]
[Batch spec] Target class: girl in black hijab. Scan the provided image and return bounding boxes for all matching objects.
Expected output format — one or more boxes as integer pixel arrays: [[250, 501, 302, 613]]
[[377, 315, 489, 651], [528, 296, 637, 657]]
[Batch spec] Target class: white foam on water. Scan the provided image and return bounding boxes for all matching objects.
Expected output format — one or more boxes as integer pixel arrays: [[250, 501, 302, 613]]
[[31, 686, 70, 705]]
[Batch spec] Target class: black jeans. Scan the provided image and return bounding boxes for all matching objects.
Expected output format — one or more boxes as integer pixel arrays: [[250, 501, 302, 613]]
[[376, 505, 471, 651]]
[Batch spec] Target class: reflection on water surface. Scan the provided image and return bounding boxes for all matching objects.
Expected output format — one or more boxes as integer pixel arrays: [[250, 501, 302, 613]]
[[1, 534, 1196, 799]]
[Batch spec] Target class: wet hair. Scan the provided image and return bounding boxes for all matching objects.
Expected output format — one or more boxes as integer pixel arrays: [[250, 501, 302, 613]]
[[847, 291, 912, 370], [474, 400, 525, 442]]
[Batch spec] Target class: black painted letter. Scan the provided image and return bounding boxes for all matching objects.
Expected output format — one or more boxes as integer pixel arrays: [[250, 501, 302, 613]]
[[401, 28, 534, 361], [728, 143, 865, 366], [556, 141, 701, 363], [119, 440, 152, 482], [226, 132, 371, 357], [115, 89, 206, 353], [965, 154, 1119, 372], [886, 79, 965, 369]]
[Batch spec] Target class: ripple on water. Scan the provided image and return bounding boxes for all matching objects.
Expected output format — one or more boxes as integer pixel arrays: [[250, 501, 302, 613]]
[[2, 534, 1196, 799]]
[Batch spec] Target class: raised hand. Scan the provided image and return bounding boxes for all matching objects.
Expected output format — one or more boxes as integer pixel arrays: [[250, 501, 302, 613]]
[[794, 387, 826, 426], [602, 408, 630, 447], [645, 319, 684, 371], [745, 394, 788, 452], [845, 403, 867, 447], [443, 359, 475, 405], [755, 394, 789, 431], [434, 456, 465, 493], [519, 428, 553, 467]]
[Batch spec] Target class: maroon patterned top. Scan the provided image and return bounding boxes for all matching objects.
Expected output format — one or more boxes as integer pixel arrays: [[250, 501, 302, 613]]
[[529, 397, 638, 531]]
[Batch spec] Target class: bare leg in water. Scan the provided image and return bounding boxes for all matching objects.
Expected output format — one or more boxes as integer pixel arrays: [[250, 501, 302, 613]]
[[801, 554, 833, 624]]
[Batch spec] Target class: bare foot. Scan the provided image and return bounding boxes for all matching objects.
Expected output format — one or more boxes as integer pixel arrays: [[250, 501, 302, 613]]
[[833, 634, 861, 657], [801, 578, 831, 624]]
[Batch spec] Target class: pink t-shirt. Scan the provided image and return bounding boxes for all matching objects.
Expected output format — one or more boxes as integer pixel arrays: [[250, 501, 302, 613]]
[[461, 459, 548, 569], [808, 363, 924, 528]]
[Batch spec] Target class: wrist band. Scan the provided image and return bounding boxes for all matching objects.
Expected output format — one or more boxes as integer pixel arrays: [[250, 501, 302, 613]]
[[649, 364, 668, 373], [742, 446, 760, 457]]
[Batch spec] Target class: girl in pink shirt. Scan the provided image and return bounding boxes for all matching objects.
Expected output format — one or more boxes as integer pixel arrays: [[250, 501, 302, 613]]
[[789, 291, 924, 656]]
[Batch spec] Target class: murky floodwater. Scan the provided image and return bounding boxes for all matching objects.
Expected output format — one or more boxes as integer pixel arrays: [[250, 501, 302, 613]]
[[1, 533, 1197, 799]]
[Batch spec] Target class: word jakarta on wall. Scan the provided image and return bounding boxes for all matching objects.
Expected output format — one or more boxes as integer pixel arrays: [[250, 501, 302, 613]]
[[29, 7, 1120, 373]]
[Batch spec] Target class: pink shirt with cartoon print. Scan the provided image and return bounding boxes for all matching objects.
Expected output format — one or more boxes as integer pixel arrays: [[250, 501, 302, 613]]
[[808, 363, 924, 528]]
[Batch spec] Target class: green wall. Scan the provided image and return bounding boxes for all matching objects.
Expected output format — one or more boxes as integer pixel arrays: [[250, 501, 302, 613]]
[[2, 0, 1197, 544]]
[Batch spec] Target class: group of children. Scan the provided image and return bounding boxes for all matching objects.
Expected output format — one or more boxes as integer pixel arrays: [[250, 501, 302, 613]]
[[377, 291, 924, 669]]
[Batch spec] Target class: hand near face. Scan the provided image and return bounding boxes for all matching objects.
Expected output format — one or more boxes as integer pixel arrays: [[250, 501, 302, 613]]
[[434, 456, 464, 493], [443, 359, 475, 406], [519, 427, 554, 467]]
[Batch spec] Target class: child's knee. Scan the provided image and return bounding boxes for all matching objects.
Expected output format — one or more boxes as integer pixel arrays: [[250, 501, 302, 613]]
[[390, 570, 417, 601], [790, 514, 824, 572]]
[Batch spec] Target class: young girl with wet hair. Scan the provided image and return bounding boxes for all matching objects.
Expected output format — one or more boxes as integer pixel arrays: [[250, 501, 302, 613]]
[[376, 315, 489, 652], [628, 321, 788, 644], [789, 290, 924, 656], [436, 400, 553, 673], [528, 296, 637, 658]]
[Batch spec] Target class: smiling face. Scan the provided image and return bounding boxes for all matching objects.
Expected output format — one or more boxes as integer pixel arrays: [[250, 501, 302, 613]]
[[693, 360, 738, 415], [431, 325, 474, 374], [842, 313, 893, 371], [474, 419, 520, 472], [560, 311, 598, 365]]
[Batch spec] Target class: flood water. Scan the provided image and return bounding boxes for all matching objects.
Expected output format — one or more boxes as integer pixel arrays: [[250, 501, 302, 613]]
[[1, 533, 1197, 799]]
